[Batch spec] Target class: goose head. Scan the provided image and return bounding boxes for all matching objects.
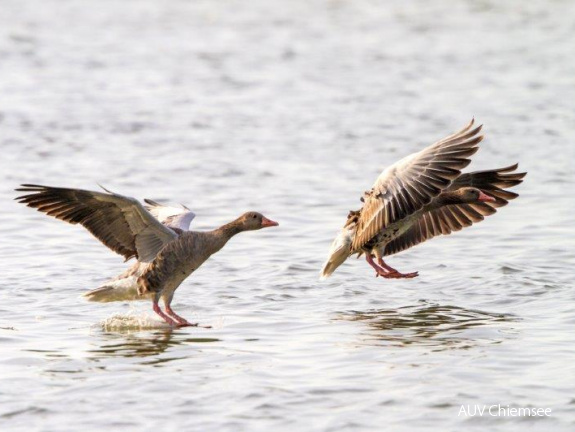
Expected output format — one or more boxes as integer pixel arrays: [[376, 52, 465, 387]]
[[238, 212, 279, 231], [452, 187, 496, 204]]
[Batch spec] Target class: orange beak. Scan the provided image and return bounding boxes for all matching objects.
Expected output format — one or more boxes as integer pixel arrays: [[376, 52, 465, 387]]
[[261, 217, 279, 228], [478, 191, 496, 202]]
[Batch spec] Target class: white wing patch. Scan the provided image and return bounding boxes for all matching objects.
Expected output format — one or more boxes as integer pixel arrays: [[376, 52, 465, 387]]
[[144, 199, 196, 231]]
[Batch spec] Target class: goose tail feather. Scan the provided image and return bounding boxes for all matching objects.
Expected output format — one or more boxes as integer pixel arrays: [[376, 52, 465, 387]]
[[320, 227, 354, 280]]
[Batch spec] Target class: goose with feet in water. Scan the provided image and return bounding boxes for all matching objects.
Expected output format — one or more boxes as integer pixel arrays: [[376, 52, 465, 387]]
[[15, 185, 278, 327]]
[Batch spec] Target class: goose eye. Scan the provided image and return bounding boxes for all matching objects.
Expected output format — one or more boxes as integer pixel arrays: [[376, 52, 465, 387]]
[[253, 214, 257, 219]]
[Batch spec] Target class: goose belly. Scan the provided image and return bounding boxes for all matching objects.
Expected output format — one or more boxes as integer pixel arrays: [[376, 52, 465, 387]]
[[370, 213, 419, 251], [83, 276, 154, 303], [158, 266, 196, 299]]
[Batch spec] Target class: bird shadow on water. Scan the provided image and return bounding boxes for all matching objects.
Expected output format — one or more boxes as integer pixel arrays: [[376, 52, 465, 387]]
[[336, 301, 519, 351]]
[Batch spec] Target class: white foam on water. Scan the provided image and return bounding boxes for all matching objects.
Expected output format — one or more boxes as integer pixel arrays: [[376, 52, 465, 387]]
[[94, 305, 221, 332], [99, 310, 170, 332]]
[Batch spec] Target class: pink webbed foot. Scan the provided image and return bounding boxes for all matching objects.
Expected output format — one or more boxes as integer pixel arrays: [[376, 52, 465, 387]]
[[165, 305, 212, 329], [173, 318, 198, 328], [385, 270, 419, 279], [377, 257, 418, 279], [373, 269, 418, 279], [373, 267, 402, 279], [166, 309, 198, 327], [366, 254, 419, 280]]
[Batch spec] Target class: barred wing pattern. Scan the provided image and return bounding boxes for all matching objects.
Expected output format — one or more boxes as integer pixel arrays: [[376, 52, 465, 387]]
[[382, 164, 526, 256], [352, 119, 483, 251], [15, 185, 177, 262]]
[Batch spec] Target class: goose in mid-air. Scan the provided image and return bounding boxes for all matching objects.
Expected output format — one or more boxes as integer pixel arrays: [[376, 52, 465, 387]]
[[15, 185, 278, 327], [321, 119, 526, 279]]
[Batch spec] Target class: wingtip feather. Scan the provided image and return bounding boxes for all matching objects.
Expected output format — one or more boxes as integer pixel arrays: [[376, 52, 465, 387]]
[[143, 198, 161, 207], [97, 183, 114, 194]]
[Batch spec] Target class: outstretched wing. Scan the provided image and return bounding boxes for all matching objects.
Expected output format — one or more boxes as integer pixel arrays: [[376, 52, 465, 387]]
[[143, 199, 196, 231], [15, 185, 178, 262], [382, 164, 526, 256], [352, 119, 483, 251]]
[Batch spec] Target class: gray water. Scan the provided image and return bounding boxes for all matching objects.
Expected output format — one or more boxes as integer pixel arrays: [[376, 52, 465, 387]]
[[1, 1, 574, 431]]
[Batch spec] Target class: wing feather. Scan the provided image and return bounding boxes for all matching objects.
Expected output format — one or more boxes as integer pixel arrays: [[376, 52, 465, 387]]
[[143, 199, 196, 231], [15, 185, 177, 262], [352, 119, 483, 251], [382, 164, 526, 256]]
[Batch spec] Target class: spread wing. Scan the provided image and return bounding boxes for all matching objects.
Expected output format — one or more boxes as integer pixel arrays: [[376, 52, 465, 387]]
[[15, 184, 178, 262], [382, 164, 526, 256], [352, 119, 483, 251], [143, 199, 196, 231]]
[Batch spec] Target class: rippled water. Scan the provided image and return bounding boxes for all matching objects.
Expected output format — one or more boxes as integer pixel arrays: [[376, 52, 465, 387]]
[[1, 1, 574, 431]]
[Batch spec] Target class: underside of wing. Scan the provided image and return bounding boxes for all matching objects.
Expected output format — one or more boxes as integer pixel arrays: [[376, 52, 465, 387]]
[[15, 185, 177, 262], [353, 119, 484, 251], [382, 164, 526, 256], [144, 198, 196, 231]]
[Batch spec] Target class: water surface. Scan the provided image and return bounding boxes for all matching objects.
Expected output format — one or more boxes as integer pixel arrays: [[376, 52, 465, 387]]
[[1, 1, 574, 431]]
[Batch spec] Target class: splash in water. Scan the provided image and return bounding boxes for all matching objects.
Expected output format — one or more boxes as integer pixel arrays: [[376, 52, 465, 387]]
[[99, 310, 171, 332]]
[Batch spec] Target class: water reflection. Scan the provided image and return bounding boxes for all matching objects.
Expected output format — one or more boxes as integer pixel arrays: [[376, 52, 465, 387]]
[[88, 329, 220, 360], [339, 302, 518, 350]]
